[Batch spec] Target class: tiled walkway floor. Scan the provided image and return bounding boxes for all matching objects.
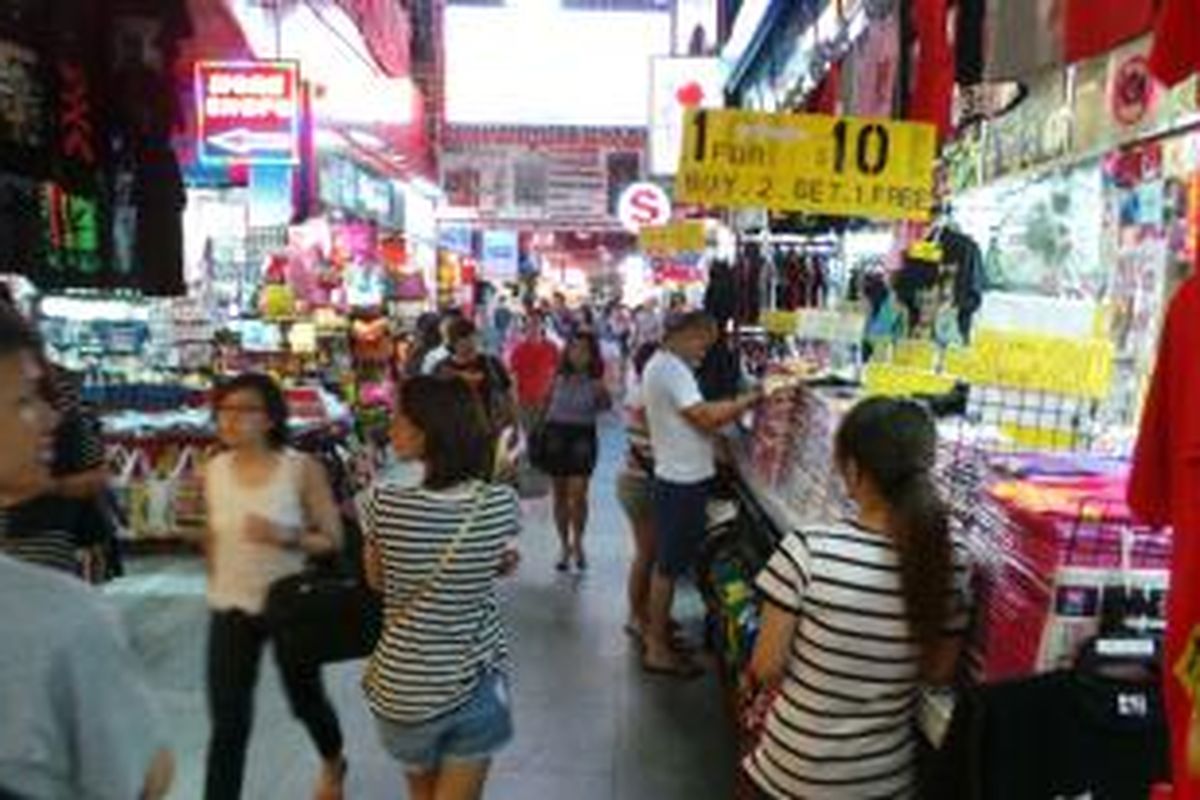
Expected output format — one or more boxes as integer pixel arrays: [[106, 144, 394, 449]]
[[106, 418, 736, 799]]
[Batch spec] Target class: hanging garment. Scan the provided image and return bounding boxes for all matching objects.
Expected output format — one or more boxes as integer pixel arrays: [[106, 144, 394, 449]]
[[1064, 0, 1155, 64], [984, 0, 1063, 81], [908, 0, 954, 138], [808, 256, 828, 308], [933, 671, 1170, 799], [1148, 0, 1200, 87], [703, 259, 737, 325], [854, 7, 901, 117], [941, 228, 986, 341], [955, 0, 986, 85], [1129, 273, 1200, 800], [736, 246, 764, 325]]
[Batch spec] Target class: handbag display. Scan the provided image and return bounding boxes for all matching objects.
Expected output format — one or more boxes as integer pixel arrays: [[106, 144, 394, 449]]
[[265, 516, 383, 665]]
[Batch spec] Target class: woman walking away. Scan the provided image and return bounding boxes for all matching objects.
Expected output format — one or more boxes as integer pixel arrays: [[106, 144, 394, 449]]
[[744, 398, 969, 799], [203, 373, 347, 800], [540, 332, 611, 571], [362, 376, 520, 800]]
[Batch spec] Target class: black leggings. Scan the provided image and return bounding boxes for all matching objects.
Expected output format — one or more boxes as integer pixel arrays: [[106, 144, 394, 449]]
[[204, 610, 343, 800]]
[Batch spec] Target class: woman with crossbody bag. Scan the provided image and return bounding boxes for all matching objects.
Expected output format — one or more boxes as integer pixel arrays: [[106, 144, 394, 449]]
[[361, 376, 521, 800]]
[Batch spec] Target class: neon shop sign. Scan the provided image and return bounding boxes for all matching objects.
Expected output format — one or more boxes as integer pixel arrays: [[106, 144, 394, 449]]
[[196, 60, 301, 165]]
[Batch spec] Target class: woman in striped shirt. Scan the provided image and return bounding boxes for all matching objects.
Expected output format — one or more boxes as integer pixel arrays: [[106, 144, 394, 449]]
[[745, 398, 968, 799], [361, 376, 521, 800]]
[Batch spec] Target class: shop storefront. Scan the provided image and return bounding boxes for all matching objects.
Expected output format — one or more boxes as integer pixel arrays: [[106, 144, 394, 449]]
[[687, 1, 1200, 796]]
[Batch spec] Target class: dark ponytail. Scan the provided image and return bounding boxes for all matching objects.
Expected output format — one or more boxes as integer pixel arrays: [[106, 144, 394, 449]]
[[835, 398, 953, 675]]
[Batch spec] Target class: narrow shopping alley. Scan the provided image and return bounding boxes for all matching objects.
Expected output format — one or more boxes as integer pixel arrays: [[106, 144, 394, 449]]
[[104, 418, 735, 800]]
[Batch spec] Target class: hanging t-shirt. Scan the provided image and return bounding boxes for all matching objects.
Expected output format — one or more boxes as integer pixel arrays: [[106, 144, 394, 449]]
[[854, 8, 900, 118], [984, 0, 1062, 81], [939, 670, 1169, 799], [1064, 0, 1155, 64], [908, 0, 954, 138], [1148, 0, 1200, 87]]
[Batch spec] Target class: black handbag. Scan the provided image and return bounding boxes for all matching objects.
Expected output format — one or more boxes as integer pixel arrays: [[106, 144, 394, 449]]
[[265, 519, 382, 665]]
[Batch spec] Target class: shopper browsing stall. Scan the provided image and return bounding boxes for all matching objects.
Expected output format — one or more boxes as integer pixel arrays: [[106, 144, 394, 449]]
[[540, 331, 611, 571], [203, 373, 348, 800], [642, 312, 764, 677], [0, 305, 174, 800], [744, 398, 968, 799], [360, 376, 520, 800]]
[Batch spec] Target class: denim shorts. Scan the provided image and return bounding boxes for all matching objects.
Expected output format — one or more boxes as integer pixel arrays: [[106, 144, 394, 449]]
[[374, 670, 513, 773], [653, 478, 713, 578]]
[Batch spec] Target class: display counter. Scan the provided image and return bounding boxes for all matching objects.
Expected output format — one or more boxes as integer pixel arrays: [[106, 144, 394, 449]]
[[99, 386, 357, 545]]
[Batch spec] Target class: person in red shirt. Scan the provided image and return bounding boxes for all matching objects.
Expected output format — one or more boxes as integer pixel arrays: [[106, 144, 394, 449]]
[[508, 314, 561, 430]]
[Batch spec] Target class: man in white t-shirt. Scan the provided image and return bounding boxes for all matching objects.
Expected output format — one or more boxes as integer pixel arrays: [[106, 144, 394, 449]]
[[641, 312, 763, 677]]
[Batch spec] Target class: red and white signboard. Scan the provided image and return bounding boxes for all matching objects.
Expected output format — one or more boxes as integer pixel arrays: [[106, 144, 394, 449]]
[[196, 60, 302, 165], [617, 182, 672, 232]]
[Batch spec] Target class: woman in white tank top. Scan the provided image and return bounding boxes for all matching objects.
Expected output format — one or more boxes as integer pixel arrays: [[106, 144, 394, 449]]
[[203, 373, 347, 800]]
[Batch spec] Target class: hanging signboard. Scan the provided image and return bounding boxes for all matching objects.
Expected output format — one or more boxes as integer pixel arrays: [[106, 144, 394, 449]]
[[196, 61, 302, 165], [675, 110, 937, 221], [617, 182, 672, 232], [638, 220, 706, 255]]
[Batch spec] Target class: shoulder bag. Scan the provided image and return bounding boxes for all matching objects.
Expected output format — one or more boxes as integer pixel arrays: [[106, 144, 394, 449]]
[[364, 484, 487, 688], [265, 511, 384, 666]]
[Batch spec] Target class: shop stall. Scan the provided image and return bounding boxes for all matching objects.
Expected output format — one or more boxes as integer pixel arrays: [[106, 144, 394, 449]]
[[683, 3, 1196, 792]]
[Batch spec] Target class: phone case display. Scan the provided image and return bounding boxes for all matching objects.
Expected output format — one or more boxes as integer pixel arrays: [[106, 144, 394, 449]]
[[968, 455, 1169, 682]]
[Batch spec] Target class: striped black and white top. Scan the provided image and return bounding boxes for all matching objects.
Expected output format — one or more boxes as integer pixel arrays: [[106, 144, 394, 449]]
[[744, 523, 970, 800], [361, 480, 520, 725]]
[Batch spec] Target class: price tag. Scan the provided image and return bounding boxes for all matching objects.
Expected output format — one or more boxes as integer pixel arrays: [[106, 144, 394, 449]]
[[638, 220, 707, 255], [864, 364, 957, 397], [907, 240, 944, 262], [794, 309, 866, 344], [949, 331, 1114, 398], [891, 340, 939, 369], [676, 110, 937, 221], [761, 310, 799, 335]]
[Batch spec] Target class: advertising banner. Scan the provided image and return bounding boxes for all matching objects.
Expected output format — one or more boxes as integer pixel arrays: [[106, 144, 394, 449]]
[[675, 109, 937, 221], [638, 220, 706, 255], [197, 61, 301, 165]]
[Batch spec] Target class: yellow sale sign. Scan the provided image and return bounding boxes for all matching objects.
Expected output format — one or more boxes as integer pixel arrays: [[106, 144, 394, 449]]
[[638, 220, 707, 255], [675, 110, 938, 221]]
